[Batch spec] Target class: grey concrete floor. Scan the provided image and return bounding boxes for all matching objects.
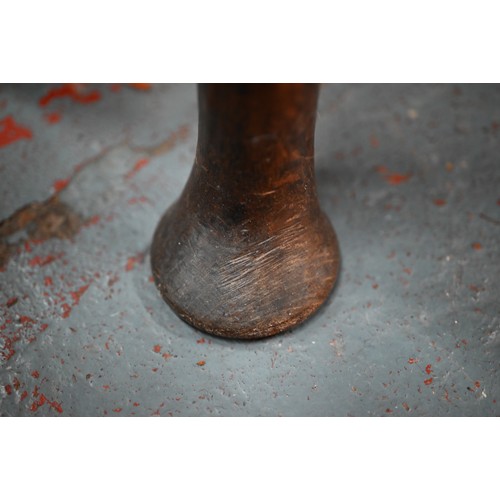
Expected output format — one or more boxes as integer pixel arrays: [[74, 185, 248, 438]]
[[0, 83, 499, 416]]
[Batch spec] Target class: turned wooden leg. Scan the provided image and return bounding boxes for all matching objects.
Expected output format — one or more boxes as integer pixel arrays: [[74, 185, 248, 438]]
[[151, 83, 340, 339]]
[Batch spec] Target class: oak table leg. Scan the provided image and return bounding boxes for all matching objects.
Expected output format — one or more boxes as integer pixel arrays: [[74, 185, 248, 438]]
[[151, 84, 340, 339]]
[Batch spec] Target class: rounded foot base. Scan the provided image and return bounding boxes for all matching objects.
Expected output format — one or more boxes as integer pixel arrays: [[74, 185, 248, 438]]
[[151, 201, 340, 339]]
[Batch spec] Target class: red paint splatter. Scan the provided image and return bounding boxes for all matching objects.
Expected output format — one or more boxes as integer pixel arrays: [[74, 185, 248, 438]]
[[433, 198, 447, 206], [19, 315, 35, 324], [53, 178, 70, 193], [133, 402, 140, 407], [125, 254, 143, 271], [196, 338, 206, 344], [61, 303, 72, 318], [128, 196, 150, 205], [372, 283, 379, 289], [424, 377, 433, 385], [162, 352, 172, 360], [39, 84, 101, 107], [128, 83, 152, 91], [153, 345, 161, 353], [444, 389, 451, 402], [0, 115, 33, 148], [474, 381, 481, 388], [5, 384, 12, 395], [21, 390, 28, 401], [471, 242, 482, 251], [112, 408, 122, 413], [126, 158, 150, 179], [70, 284, 90, 305], [44, 276, 53, 286], [44, 112, 62, 124], [402, 402, 410, 411], [83, 215, 100, 227], [40, 323, 48, 332], [375, 165, 412, 185], [197, 360, 206, 366], [408, 357, 418, 364], [6, 297, 18, 308], [387, 173, 412, 185], [28, 253, 62, 267], [385, 408, 393, 414], [403, 267, 412, 275], [425, 364, 432, 375]]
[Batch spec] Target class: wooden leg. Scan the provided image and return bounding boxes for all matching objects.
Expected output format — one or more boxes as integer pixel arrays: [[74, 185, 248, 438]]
[[151, 84, 340, 339]]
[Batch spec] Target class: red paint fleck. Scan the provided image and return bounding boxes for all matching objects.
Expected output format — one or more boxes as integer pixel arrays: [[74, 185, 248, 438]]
[[44, 112, 61, 124], [112, 408, 122, 413], [403, 267, 412, 275], [5, 384, 12, 395], [153, 345, 161, 353], [128, 83, 152, 91], [424, 377, 433, 385], [196, 338, 206, 344], [44, 276, 53, 286], [375, 165, 412, 185], [83, 214, 100, 227], [28, 253, 62, 267], [53, 178, 70, 193], [102, 385, 110, 390], [162, 352, 172, 360], [126, 158, 150, 179], [125, 253, 143, 271], [433, 198, 447, 206], [471, 242, 483, 251], [39, 84, 101, 107], [474, 381, 481, 388], [6, 297, 18, 307], [110, 84, 122, 93], [402, 402, 410, 411], [385, 408, 393, 414], [425, 364, 432, 375], [13, 378, 21, 390], [49, 400, 63, 413], [40, 323, 49, 332], [21, 390, 28, 401], [197, 360, 206, 366], [128, 196, 150, 205], [19, 315, 35, 324], [31, 370, 40, 379], [105, 342, 110, 350], [408, 357, 418, 364], [0, 115, 33, 148], [70, 284, 90, 305], [372, 283, 379, 289], [133, 402, 140, 407], [387, 173, 411, 185], [61, 303, 72, 318]]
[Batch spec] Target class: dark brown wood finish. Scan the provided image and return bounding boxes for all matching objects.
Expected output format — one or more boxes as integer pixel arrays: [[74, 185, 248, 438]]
[[151, 84, 340, 339]]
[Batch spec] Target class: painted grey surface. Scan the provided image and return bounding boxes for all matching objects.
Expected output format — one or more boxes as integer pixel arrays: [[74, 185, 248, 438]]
[[0, 83, 498, 416]]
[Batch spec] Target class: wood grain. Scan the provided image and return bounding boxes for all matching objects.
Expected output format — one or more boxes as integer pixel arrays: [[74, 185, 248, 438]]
[[151, 84, 340, 339]]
